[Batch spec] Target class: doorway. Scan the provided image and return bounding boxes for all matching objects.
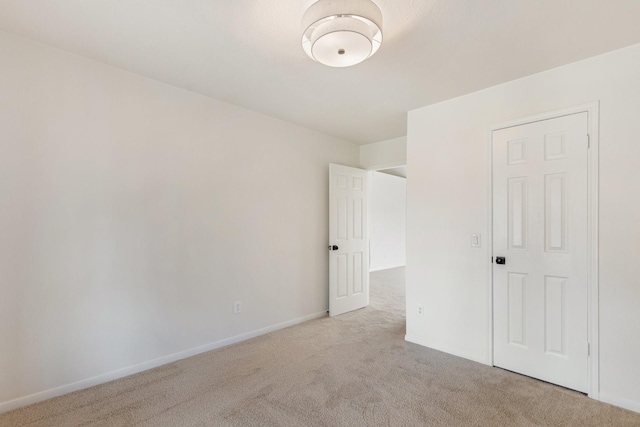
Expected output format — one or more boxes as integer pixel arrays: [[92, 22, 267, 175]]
[[368, 167, 407, 273], [328, 164, 407, 317]]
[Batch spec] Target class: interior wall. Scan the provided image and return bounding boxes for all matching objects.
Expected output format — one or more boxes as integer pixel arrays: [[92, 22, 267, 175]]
[[359, 136, 406, 170], [0, 32, 359, 410], [368, 171, 406, 272], [406, 42, 640, 413]]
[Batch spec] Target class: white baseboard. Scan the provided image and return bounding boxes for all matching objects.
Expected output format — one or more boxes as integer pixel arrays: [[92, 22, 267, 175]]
[[404, 336, 640, 415], [0, 311, 327, 414], [404, 334, 490, 366], [369, 264, 406, 273], [599, 393, 640, 414]]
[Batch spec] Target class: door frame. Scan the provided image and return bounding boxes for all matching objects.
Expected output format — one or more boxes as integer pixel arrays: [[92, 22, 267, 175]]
[[485, 102, 600, 399]]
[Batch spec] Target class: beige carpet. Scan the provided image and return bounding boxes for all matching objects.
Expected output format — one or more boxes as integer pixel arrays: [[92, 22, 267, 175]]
[[2, 267, 639, 426]]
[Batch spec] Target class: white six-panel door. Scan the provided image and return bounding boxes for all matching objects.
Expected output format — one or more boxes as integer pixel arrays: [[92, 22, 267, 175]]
[[493, 112, 589, 392], [329, 164, 369, 317]]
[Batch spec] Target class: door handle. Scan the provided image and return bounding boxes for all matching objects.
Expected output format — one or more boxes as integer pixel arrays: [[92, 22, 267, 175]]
[[328, 245, 339, 251], [495, 257, 506, 265]]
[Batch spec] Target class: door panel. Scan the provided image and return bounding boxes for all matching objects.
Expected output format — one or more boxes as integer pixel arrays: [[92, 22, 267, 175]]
[[507, 272, 527, 346], [329, 164, 369, 316], [493, 112, 588, 393]]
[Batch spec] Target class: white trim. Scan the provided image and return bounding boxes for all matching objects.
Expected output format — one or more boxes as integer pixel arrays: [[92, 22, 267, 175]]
[[486, 102, 600, 399], [369, 265, 406, 273], [485, 125, 495, 366], [0, 311, 327, 414], [585, 103, 600, 401], [405, 334, 490, 366], [599, 393, 640, 414]]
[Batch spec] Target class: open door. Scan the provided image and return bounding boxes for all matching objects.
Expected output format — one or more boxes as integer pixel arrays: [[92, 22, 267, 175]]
[[329, 164, 369, 317]]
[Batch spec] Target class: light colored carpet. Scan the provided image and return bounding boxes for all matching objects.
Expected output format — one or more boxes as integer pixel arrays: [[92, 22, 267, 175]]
[[2, 266, 639, 426]]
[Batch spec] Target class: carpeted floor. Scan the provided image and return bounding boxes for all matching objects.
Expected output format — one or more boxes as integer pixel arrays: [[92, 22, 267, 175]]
[[2, 266, 639, 426]]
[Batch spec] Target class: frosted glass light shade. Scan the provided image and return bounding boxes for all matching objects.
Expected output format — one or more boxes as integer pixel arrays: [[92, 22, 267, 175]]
[[301, 0, 383, 68]]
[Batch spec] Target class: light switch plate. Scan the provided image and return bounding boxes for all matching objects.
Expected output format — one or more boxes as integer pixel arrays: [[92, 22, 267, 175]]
[[471, 233, 481, 248]]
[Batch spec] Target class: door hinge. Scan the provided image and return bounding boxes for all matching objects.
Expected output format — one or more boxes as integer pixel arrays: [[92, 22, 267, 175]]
[[588, 343, 591, 356], [587, 134, 590, 149], [491, 257, 494, 263]]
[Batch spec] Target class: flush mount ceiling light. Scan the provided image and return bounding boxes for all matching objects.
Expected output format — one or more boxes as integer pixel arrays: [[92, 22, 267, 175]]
[[301, 0, 383, 68]]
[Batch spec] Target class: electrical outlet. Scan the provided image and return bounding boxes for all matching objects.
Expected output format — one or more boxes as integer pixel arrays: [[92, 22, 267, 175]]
[[233, 301, 241, 314], [417, 305, 424, 317]]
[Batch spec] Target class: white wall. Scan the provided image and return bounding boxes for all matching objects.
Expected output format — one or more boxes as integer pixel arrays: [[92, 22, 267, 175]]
[[360, 136, 406, 170], [368, 172, 406, 272], [406, 43, 640, 413], [0, 32, 359, 410]]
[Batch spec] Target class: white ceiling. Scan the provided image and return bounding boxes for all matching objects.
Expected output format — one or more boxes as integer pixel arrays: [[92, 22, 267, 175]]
[[1, 1, 640, 145]]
